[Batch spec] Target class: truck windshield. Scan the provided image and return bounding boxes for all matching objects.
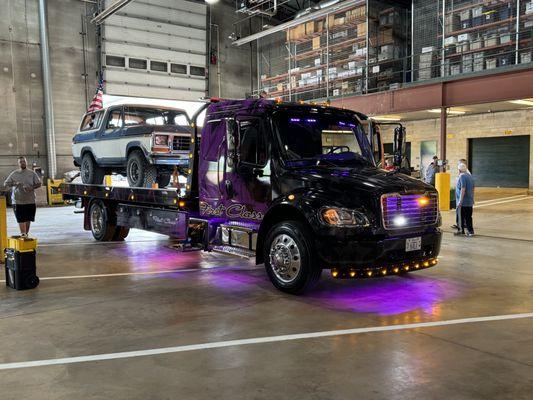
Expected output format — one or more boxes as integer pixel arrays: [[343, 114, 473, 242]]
[[273, 111, 374, 167], [123, 106, 189, 127]]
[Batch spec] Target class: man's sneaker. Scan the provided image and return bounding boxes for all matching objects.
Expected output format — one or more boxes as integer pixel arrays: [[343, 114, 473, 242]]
[[20, 233, 27, 238], [466, 232, 475, 237]]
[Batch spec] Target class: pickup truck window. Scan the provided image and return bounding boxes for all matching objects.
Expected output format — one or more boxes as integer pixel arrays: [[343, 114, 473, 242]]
[[106, 110, 123, 130], [80, 110, 104, 131], [273, 112, 374, 167], [123, 106, 189, 127], [239, 119, 267, 167]]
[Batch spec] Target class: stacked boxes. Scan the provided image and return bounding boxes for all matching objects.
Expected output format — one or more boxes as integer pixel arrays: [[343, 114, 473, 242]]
[[462, 54, 473, 73], [418, 49, 436, 81], [459, 10, 471, 30], [474, 52, 485, 71], [472, 6, 483, 27], [486, 58, 497, 70], [521, 51, 532, 64]]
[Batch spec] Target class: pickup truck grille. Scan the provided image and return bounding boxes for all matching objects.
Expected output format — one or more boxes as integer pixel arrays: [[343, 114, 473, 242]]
[[172, 135, 191, 151], [381, 193, 439, 230]]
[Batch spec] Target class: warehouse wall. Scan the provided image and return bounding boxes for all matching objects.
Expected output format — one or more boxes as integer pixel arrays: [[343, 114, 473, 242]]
[[208, 0, 257, 99], [0, 0, 97, 182], [382, 109, 533, 190]]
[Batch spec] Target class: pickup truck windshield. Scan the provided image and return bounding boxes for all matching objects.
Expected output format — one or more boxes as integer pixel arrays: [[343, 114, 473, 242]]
[[273, 111, 374, 167], [123, 106, 189, 127]]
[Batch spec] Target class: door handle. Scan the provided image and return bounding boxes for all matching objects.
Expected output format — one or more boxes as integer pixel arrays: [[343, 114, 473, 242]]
[[225, 180, 234, 198]]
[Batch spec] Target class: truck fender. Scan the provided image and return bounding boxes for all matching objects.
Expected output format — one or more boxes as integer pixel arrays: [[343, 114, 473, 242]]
[[255, 200, 315, 265], [126, 141, 150, 160]]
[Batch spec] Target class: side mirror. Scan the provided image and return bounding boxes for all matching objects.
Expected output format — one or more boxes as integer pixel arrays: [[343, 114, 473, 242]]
[[226, 119, 238, 168], [370, 121, 383, 166], [393, 125, 406, 167]]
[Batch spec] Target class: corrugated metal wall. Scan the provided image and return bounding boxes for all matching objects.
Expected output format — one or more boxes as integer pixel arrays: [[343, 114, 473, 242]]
[[102, 0, 208, 101]]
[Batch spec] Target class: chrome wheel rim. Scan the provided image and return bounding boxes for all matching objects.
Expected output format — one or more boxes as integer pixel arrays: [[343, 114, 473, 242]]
[[91, 204, 104, 236], [269, 234, 301, 283], [128, 161, 140, 184]]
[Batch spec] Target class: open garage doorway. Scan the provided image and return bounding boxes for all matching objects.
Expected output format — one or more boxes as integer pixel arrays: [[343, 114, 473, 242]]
[[469, 136, 531, 188]]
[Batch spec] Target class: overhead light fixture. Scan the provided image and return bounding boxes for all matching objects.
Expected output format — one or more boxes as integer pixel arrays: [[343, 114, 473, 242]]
[[372, 115, 402, 121], [508, 99, 533, 106], [205, 0, 219, 4], [427, 108, 466, 115]]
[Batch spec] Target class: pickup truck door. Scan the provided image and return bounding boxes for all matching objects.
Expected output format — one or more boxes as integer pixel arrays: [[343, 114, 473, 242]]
[[98, 107, 124, 161]]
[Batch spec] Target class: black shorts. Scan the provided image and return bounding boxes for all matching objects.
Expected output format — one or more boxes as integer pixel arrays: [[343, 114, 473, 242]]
[[13, 204, 36, 223]]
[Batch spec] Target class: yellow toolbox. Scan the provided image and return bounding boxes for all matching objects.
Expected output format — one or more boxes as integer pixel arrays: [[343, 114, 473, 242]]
[[7, 236, 38, 252], [47, 179, 67, 206]]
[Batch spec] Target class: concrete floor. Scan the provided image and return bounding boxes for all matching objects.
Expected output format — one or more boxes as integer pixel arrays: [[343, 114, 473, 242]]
[[1, 192, 533, 399]]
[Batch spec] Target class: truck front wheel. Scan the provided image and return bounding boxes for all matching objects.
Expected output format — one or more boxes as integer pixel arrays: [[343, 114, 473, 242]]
[[127, 150, 157, 187], [264, 221, 321, 294], [81, 153, 104, 184]]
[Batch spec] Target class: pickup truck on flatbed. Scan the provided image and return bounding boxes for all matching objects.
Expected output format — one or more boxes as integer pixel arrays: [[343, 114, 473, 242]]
[[62, 98, 442, 294]]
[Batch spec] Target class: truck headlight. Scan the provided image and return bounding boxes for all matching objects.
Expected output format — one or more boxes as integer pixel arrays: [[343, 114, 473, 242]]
[[320, 207, 370, 227], [153, 134, 169, 146]]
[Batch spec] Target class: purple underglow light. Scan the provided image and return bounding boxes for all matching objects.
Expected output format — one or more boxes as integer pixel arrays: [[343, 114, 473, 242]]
[[306, 118, 317, 123], [290, 118, 301, 123], [339, 121, 346, 126], [308, 276, 460, 316], [348, 123, 356, 128]]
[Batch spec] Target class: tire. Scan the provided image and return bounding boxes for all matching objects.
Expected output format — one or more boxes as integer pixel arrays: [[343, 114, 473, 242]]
[[89, 200, 116, 241], [25, 275, 39, 289], [81, 153, 105, 184], [126, 150, 157, 187], [113, 226, 130, 241], [263, 220, 322, 294], [156, 173, 171, 188]]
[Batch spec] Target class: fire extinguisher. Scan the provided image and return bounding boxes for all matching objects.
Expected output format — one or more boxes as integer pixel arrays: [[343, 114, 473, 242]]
[[210, 49, 217, 65]]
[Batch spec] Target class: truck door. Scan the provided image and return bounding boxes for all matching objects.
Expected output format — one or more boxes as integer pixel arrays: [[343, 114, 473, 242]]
[[223, 116, 271, 221]]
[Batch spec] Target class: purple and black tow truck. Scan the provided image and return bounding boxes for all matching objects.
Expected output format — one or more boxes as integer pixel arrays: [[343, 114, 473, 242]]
[[62, 98, 442, 294]]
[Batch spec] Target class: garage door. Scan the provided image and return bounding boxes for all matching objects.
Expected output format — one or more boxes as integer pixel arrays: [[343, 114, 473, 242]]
[[102, 0, 207, 101], [468, 135, 530, 188]]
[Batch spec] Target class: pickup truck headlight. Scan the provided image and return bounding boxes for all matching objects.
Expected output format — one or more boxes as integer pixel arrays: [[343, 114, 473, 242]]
[[153, 134, 169, 146], [320, 207, 370, 227]]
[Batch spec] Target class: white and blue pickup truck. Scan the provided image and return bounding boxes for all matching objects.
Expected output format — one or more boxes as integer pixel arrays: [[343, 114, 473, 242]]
[[72, 104, 193, 187]]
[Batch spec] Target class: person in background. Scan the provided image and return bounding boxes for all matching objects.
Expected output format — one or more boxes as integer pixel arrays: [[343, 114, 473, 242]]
[[384, 158, 395, 171], [3, 156, 42, 237], [424, 155, 439, 186], [452, 159, 471, 230], [454, 162, 475, 237]]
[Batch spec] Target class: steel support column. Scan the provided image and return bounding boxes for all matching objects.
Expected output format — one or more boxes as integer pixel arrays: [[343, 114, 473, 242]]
[[440, 106, 447, 162], [38, 0, 57, 179]]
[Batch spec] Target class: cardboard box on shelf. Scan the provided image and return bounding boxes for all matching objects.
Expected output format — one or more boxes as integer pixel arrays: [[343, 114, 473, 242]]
[[472, 6, 483, 17], [445, 14, 460, 34], [460, 10, 471, 21], [457, 33, 471, 42], [357, 22, 367, 37], [527, 1, 533, 14], [422, 46, 435, 54], [450, 64, 461, 75], [463, 64, 473, 73], [484, 34, 498, 47], [474, 61, 484, 72], [306, 21, 315, 35], [500, 33, 512, 44], [521, 51, 532, 63], [332, 30, 348, 40], [456, 42, 470, 52], [327, 15, 335, 28], [444, 36, 457, 46], [332, 89, 340, 96], [312, 36, 321, 49], [379, 28, 394, 44], [314, 58, 321, 66], [334, 16, 346, 26], [486, 58, 497, 69], [471, 38, 484, 50]]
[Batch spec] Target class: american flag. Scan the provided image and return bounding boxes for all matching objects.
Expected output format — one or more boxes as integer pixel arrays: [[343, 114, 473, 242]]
[[87, 77, 104, 112]]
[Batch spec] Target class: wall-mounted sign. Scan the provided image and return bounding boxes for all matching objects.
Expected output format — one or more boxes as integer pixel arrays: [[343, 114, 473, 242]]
[[504, 129, 513, 135]]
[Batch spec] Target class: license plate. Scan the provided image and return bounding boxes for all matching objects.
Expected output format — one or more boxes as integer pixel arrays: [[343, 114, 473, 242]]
[[406, 237, 422, 252]]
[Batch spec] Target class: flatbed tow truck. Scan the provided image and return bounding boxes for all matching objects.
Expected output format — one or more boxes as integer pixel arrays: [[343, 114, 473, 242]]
[[61, 98, 442, 294]]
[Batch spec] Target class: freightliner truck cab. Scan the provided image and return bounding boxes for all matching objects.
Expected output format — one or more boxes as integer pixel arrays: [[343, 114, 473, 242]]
[[195, 99, 441, 293], [64, 98, 442, 294]]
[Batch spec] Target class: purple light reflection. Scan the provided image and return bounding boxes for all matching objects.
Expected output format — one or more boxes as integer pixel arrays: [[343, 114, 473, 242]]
[[290, 118, 301, 123], [308, 276, 460, 316]]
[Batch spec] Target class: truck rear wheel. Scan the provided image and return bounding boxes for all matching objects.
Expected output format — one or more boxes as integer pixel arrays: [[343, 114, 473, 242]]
[[264, 221, 321, 294], [127, 150, 157, 187], [89, 200, 116, 241], [81, 153, 104, 184]]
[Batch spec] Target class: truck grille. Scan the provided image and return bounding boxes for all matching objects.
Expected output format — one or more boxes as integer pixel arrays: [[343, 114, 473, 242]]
[[381, 193, 439, 230], [172, 135, 191, 151]]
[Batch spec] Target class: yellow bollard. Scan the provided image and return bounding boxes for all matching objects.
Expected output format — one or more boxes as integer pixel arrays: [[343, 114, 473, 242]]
[[0, 197, 7, 263], [435, 172, 451, 211], [104, 175, 113, 186]]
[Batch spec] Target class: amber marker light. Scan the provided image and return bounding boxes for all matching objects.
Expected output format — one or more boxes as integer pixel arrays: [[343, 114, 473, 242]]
[[414, 263, 420, 269], [381, 269, 387, 276], [423, 261, 430, 267], [331, 269, 339, 278], [179, 200, 186, 208], [393, 267, 400, 273], [288, 194, 295, 201], [349, 270, 356, 278], [417, 196, 430, 206], [431, 259, 438, 265], [366, 271, 373, 277]]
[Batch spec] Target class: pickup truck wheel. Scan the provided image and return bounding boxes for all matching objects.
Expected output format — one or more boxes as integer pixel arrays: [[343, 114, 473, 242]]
[[127, 150, 157, 187], [264, 221, 321, 294], [81, 153, 104, 184], [156, 173, 171, 188], [89, 200, 116, 241]]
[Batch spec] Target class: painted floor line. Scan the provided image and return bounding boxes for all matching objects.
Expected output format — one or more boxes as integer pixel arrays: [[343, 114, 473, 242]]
[[474, 194, 528, 204], [1, 312, 532, 371], [474, 196, 532, 208], [0, 266, 262, 283]]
